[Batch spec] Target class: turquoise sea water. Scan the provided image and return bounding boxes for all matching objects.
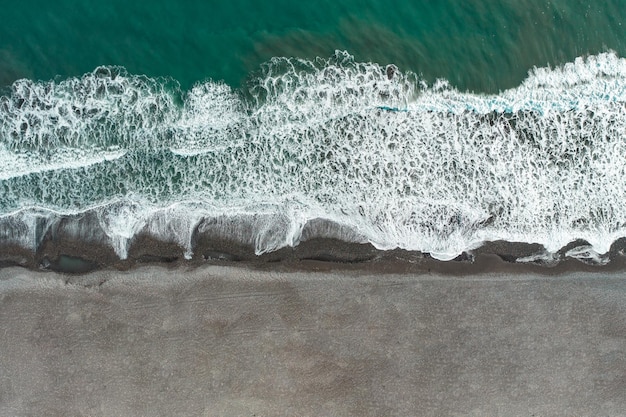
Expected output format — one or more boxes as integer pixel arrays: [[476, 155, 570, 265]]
[[2, 1, 626, 92], [2, 1, 626, 262]]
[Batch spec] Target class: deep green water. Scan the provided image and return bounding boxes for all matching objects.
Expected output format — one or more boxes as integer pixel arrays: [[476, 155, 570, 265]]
[[2, 1, 625, 92]]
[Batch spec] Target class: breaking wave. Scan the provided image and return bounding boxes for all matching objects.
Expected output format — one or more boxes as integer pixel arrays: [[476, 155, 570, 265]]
[[2, 51, 626, 262]]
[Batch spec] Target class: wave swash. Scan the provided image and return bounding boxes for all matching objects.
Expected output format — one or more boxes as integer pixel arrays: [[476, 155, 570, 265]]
[[2, 51, 626, 264]]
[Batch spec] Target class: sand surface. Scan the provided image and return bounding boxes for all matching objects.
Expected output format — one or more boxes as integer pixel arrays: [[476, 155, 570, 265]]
[[1, 265, 625, 416]]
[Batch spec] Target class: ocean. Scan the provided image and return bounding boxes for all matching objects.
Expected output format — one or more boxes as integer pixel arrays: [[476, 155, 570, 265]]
[[1, 1, 626, 264]]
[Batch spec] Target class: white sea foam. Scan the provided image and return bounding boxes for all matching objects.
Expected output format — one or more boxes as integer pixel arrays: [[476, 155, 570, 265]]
[[2, 51, 626, 262], [171, 82, 249, 155], [0, 145, 126, 181]]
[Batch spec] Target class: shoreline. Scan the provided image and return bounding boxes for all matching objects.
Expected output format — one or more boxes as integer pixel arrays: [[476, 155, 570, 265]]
[[3, 233, 626, 276]]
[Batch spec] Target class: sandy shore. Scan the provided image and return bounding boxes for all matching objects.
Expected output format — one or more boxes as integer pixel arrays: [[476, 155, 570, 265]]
[[1, 264, 625, 416]]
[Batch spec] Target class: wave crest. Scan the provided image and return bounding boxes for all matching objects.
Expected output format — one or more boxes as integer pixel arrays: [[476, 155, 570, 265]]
[[2, 52, 626, 262]]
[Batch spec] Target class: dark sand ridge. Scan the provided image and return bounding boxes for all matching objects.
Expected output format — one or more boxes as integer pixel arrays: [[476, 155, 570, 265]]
[[1, 263, 625, 416], [2, 213, 626, 274], [4, 235, 626, 275]]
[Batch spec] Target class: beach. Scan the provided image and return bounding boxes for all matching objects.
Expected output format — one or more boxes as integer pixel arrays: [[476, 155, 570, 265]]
[[1, 261, 625, 416], [2, 1, 626, 415]]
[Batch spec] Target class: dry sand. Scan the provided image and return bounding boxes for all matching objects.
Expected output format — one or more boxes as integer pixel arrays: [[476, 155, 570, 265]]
[[1, 264, 625, 416]]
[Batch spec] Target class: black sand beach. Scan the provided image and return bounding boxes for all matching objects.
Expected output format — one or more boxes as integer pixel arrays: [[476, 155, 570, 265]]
[[3, 1, 626, 415], [1, 259, 625, 416]]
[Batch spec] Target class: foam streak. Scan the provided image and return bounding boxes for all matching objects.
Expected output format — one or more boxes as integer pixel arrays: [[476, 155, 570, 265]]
[[2, 51, 626, 261]]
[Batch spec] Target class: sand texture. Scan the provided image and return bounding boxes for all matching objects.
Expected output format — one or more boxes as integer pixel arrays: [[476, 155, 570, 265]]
[[1, 265, 625, 416]]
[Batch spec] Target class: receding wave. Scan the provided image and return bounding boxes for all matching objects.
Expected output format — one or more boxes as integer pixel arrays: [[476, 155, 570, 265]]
[[2, 51, 626, 263]]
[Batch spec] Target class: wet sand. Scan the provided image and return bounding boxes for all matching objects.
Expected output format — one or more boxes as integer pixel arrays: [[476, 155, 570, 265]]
[[1, 263, 625, 416]]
